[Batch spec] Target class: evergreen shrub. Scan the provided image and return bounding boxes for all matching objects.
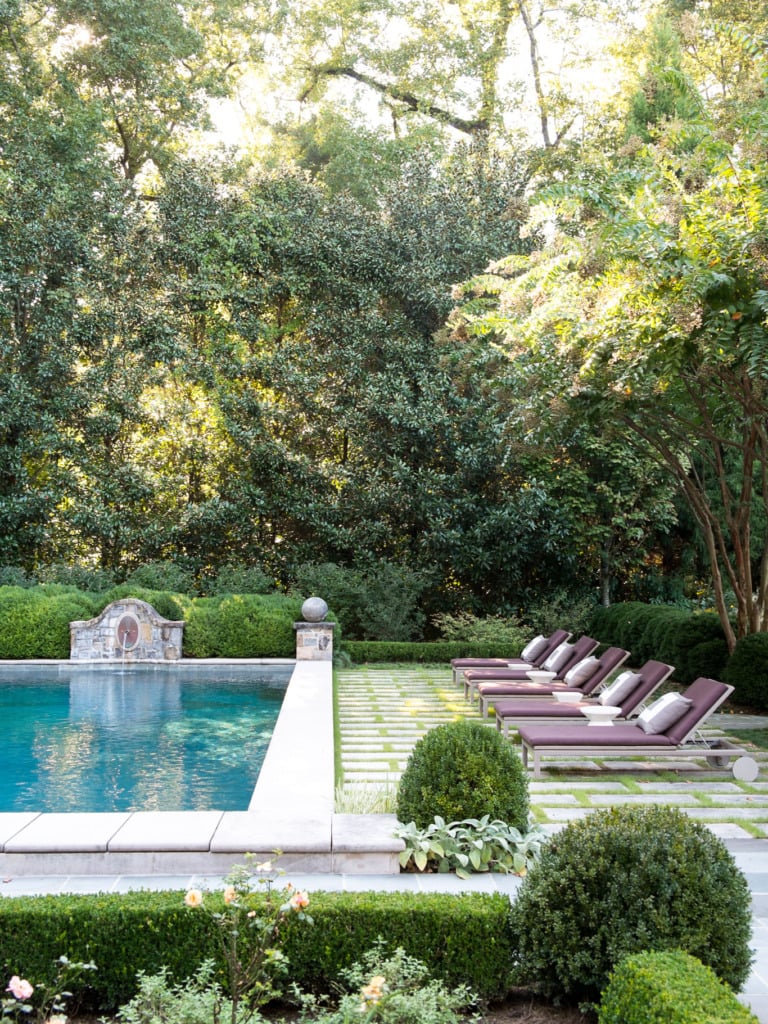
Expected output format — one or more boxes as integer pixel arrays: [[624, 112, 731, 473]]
[[0, 889, 512, 1010], [126, 561, 197, 595], [508, 805, 752, 1004], [343, 640, 506, 663], [725, 633, 768, 710], [0, 586, 99, 658], [597, 950, 759, 1024], [99, 584, 187, 623], [396, 720, 529, 830], [183, 593, 303, 658]]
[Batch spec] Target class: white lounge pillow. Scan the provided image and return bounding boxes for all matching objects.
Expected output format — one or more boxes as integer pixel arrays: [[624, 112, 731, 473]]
[[521, 635, 547, 662], [636, 692, 692, 735], [542, 641, 573, 674], [599, 671, 642, 706], [564, 656, 600, 687]]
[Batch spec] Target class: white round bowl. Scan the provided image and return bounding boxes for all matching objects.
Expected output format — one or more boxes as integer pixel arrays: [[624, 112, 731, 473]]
[[581, 705, 621, 726], [526, 670, 557, 684]]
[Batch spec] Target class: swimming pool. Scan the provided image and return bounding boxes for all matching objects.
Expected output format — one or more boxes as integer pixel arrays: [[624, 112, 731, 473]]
[[0, 662, 292, 813]]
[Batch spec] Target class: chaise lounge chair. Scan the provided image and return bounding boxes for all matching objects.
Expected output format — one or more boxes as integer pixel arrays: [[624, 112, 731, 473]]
[[476, 644, 629, 718], [515, 677, 759, 780], [493, 659, 674, 738], [463, 634, 600, 703], [450, 629, 571, 686]]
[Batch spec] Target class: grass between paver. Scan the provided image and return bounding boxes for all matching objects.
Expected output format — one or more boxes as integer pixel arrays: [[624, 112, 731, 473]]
[[335, 664, 768, 835]]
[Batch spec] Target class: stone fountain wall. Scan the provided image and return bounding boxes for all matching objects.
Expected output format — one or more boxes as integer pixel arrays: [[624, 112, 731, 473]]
[[70, 598, 184, 662]]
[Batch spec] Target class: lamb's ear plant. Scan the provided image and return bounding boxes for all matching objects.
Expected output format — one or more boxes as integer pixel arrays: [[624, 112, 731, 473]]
[[395, 815, 547, 878]]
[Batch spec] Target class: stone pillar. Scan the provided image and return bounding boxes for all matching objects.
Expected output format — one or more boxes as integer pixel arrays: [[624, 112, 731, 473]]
[[294, 597, 335, 661]]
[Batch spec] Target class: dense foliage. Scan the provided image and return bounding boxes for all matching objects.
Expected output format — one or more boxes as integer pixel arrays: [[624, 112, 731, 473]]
[[3, 0, 768, 657], [597, 950, 759, 1024], [0, 888, 513, 1009], [396, 720, 530, 829], [508, 805, 753, 1004]]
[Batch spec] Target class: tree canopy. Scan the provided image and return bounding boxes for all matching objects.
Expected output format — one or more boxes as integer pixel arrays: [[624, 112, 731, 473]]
[[2, 0, 768, 639]]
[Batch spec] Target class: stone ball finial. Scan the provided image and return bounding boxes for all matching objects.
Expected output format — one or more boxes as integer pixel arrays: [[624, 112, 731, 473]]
[[302, 596, 328, 622]]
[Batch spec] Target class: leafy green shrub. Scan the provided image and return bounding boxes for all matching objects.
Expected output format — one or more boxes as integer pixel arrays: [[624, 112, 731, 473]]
[[0, 586, 99, 658], [598, 950, 759, 1024], [296, 941, 476, 1024], [725, 633, 768, 710], [182, 593, 303, 657], [395, 815, 547, 878], [525, 587, 596, 638], [114, 962, 248, 1024], [293, 561, 426, 641], [684, 638, 729, 685], [664, 612, 728, 684], [204, 563, 273, 595], [126, 561, 197, 595], [432, 611, 529, 649], [396, 720, 529, 830], [0, 889, 513, 1010], [508, 805, 752, 1004], [100, 585, 187, 623], [0, 566, 34, 588], [35, 563, 117, 592]]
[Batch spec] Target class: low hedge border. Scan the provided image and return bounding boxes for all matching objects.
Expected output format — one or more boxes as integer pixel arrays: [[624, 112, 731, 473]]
[[341, 640, 517, 663], [0, 889, 513, 1011], [597, 949, 759, 1024]]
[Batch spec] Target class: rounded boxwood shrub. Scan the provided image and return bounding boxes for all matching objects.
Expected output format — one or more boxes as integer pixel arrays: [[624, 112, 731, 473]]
[[507, 805, 752, 1005], [396, 720, 529, 830], [598, 950, 759, 1024], [725, 633, 768, 710]]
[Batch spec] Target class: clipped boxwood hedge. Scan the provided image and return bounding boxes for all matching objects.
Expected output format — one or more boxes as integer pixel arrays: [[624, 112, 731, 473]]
[[0, 585, 307, 660], [0, 889, 513, 1011], [598, 950, 759, 1024], [589, 603, 729, 684], [725, 632, 768, 710], [342, 640, 515, 663]]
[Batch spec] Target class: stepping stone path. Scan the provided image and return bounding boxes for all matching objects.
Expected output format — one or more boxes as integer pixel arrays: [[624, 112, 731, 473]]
[[336, 664, 768, 839]]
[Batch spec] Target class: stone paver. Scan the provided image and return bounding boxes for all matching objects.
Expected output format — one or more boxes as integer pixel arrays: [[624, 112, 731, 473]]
[[336, 665, 768, 837]]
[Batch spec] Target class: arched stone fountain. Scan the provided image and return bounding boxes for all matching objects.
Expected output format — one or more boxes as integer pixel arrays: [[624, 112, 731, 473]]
[[69, 598, 185, 662]]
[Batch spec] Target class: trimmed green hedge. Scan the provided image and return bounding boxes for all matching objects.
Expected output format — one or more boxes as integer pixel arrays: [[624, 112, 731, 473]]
[[0, 889, 513, 1011], [598, 950, 759, 1024], [342, 640, 519, 663], [183, 593, 305, 658], [0, 586, 307, 660], [589, 603, 729, 684], [0, 586, 99, 658], [725, 633, 768, 710]]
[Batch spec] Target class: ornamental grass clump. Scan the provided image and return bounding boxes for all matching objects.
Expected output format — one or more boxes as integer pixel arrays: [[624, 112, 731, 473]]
[[396, 720, 529, 830], [508, 805, 753, 1007]]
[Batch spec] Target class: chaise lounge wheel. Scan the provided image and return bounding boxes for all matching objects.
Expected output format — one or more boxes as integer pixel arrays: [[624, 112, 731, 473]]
[[706, 753, 731, 769], [732, 756, 759, 782]]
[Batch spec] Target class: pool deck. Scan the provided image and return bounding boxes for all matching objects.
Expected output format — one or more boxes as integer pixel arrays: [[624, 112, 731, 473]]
[[0, 659, 402, 876]]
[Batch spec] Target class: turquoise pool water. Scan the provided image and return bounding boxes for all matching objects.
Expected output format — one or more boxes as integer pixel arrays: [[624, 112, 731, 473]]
[[0, 663, 292, 813]]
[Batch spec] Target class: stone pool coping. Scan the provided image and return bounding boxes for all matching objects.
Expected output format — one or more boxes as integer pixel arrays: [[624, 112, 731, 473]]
[[0, 659, 403, 876]]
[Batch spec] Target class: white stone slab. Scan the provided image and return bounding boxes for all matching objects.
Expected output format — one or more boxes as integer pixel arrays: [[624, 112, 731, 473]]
[[4, 813, 131, 852], [108, 812, 224, 852], [210, 811, 331, 854], [0, 813, 40, 848]]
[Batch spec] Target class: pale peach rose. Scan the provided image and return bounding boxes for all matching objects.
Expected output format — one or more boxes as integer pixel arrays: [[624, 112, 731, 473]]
[[184, 888, 204, 908], [289, 889, 309, 911], [7, 976, 34, 1000], [360, 974, 386, 1005], [223, 885, 237, 904]]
